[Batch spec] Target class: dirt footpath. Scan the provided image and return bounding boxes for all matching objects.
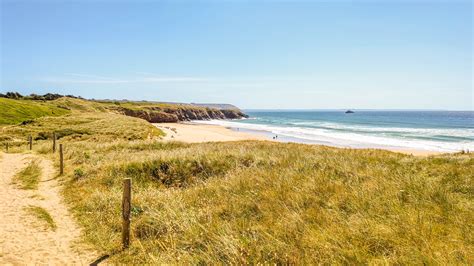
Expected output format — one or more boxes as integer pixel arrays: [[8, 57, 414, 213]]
[[0, 152, 95, 265]]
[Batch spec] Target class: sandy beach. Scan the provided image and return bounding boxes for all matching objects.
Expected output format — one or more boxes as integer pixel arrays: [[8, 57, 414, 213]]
[[154, 122, 442, 156], [154, 123, 268, 143]]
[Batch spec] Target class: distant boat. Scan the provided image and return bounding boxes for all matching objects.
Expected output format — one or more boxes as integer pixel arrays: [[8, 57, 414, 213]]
[[345, 110, 354, 114]]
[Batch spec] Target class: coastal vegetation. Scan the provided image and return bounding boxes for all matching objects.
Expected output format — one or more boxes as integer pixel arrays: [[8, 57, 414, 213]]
[[0, 98, 70, 125], [25, 205, 57, 231], [53, 139, 471, 264], [0, 96, 472, 264], [12, 159, 42, 190], [0, 93, 247, 126]]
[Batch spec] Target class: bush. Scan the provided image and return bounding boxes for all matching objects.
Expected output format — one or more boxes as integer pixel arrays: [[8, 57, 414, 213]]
[[35, 132, 50, 140], [20, 119, 35, 125], [56, 129, 90, 139], [73, 168, 85, 180]]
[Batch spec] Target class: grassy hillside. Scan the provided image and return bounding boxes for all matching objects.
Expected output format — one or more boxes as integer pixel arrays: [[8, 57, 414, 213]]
[[97, 99, 248, 122], [0, 112, 163, 144], [0, 98, 70, 125], [0, 96, 247, 127], [1, 114, 472, 264]]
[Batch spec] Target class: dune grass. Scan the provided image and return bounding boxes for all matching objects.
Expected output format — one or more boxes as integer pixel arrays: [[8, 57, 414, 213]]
[[1, 99, 472, 264], [0, 98, 70, 125], [54, 96, 200, 111], [57, 140, 473, 264], [13, 159, 42, 190], [25, 205, 57, 231], [0, 112, 163, 145]]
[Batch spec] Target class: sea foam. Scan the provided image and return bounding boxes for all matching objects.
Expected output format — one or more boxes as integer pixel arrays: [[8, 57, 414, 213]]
[[193, 119, 474, 152]]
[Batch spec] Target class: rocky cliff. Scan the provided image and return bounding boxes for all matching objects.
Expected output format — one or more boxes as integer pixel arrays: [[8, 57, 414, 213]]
[[112, 105, 248, 123]]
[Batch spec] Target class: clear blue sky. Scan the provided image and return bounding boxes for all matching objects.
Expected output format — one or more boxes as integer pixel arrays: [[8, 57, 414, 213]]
[[1, 0, 472, 110]]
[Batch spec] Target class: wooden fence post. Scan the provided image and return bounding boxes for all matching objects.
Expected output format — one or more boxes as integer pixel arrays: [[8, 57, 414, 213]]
[[5, 142, 8, 153], [59, 144, 64, 175], [29, 135, 32, 150], [122, 178, 131, 249], [53, 132, 56, 153]]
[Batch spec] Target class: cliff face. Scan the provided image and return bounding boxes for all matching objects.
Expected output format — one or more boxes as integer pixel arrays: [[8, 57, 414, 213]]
[[121, 108, 179, 123], [113, 106, 248, 123]]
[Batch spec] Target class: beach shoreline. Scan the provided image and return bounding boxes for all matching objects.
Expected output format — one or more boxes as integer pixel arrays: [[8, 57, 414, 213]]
[[154, 122, 268, 143], [154, 122, 444, 156]]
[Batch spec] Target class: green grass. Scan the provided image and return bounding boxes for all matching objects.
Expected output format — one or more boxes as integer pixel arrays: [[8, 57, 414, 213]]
[[0, 98, 70, 125], [13, 159, 42, 189], [53, 96, 215, 113], [25, 205, 57, 231], [0, 96, 242, 138], [54, 97, 109, 112], [53, 97, 246, 121]]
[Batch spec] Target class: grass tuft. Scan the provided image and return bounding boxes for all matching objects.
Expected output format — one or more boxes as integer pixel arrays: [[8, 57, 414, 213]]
[[25, 205, 57, 231], [13, 159, 42, 189]]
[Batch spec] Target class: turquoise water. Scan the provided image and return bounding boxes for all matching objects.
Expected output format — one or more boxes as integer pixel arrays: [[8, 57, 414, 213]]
[[195, 110, 474, 152]]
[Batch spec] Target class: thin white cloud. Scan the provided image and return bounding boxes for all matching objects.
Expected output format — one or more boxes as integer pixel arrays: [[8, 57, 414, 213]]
[[134, 72, 214, 82], [41, 77, 130, 84], [141, 77, 211, 82], [64, 73, 120, 81], [40, 73, 325, 87], [41, 73, 213, 84]]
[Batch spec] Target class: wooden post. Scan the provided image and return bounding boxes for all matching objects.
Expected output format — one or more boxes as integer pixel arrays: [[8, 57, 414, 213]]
[[122, 178, 131, 249], [28, 135, 32, 150], [59, 144, 64, 175], [52, 132, 56, 153], [5, 142, 8, 153]]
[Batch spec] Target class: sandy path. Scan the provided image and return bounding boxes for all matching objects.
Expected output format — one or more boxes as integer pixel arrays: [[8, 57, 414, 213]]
[[0, 152, 95, 265]]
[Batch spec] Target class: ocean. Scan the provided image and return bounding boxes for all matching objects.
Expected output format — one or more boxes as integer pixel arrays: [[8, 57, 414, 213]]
[[194, 110, 474, 152]]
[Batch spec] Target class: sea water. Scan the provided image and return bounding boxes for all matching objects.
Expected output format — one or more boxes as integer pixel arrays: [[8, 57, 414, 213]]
[[194, 110, 474, 152]]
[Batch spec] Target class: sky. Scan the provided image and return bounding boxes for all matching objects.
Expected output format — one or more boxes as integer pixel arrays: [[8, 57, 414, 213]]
[[1, 0, 472, 110]]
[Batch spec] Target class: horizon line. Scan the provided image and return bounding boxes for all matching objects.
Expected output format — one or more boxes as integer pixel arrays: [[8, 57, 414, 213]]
[[243, 108, 474, 112], [1, 92, 471, 112]]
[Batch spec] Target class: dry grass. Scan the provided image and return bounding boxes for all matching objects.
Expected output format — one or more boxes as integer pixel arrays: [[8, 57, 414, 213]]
[[25, 205, 57, 231], [13, 159, 42, 190], [1, 106, 472, 264], [0, 112, 163, 148], [58, 140, 473, 264]]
